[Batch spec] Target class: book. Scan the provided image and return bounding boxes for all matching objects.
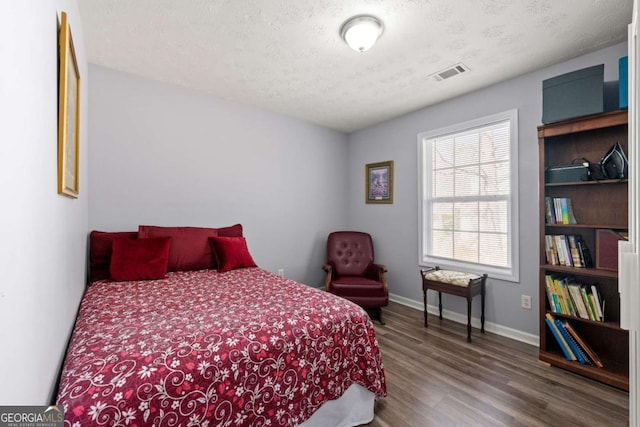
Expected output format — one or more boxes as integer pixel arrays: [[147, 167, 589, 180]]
[[577, 240, 593, 267], [551, 277, 568, 314], [544, 197, 554, 224], [544, 235, 559, 265], [549, 197, 577, 225], [553, 235, 570, 266], [591, 285, 604, 321], [552, 235, 564, 266], [587, 293, 601, 322], [544, 275, 557, 312], [565, 198, 578, 224], [562, 321, 604, 368], [567, 235, 583, 267], [545, 313, 576, 361], [568, 284, 589, 319], [553, 198, 564, 224], [552, 198, 559, 223], [580, 287, 596, 320], [559, 235, 573, 267], [555, 319, 591, 365], [560, 198, 570, 224], [555, 278, 575, 316]]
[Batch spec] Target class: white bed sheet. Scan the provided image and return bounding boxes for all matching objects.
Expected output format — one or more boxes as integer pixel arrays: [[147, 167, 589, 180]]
[[299, 383, 375, 427]]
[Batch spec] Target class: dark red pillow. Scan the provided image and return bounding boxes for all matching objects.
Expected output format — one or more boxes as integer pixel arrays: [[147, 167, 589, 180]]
[[209, 236, 257, 272], [138, 224, 244, 272], [89, 230, 138, 282], [218, 223, 243, 237], [110, 237, 171, 281]]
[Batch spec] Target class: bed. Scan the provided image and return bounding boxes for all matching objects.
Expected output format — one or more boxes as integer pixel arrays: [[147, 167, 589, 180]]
[[56, 225, 386, 426]]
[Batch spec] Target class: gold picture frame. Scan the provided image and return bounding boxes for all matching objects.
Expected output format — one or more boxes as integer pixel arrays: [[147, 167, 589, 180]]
[[58, 11, 80, 198], [366, 160, 393, 204]]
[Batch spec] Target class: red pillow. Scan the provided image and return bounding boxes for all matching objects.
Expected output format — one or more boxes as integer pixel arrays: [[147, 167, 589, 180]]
[[218, 223, 243, 237], [89, 230, 138, 282], [138, 224, 244, 272], [110, 237, 171, 281], [209, 236, 257, 272]]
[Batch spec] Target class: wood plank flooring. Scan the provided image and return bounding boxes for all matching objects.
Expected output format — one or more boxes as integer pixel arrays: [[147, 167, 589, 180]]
[[366, 302, 629, 427]]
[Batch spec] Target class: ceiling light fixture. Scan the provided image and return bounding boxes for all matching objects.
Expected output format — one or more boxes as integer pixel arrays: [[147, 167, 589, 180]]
[[340, 15, 384, 53]]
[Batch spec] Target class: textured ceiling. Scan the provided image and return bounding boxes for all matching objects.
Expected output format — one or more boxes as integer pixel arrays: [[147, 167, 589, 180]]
[[78, 0, 633, 132]]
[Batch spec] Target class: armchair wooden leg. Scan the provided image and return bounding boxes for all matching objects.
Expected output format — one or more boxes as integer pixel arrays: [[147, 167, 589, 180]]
[[365, 307, 385, 325]]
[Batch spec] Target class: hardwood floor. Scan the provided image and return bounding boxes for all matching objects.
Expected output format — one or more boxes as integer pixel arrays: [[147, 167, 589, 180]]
[[366, 302, 629, 427]]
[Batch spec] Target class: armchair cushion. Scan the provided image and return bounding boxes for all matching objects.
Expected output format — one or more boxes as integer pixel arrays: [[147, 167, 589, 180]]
[[330, 276, 387, 297]]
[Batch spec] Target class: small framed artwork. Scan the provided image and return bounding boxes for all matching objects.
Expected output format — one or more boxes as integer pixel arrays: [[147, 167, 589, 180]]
[[366, 160, 394, 204], [57, 11, 81, 198]]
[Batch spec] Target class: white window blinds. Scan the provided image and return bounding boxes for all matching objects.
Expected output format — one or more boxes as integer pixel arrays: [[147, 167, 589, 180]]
[[418, 110, 519, 281]]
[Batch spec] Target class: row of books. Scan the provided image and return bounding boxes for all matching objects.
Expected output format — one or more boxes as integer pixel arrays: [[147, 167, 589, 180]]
[[544, 197, 577, 225], [545, 313, 604, 367], [544, 274, 605, 321], [544, 234, 593, 268]]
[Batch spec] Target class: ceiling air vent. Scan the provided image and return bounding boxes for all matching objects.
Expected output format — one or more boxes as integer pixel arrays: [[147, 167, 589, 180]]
[[430, 63, 470, 82]]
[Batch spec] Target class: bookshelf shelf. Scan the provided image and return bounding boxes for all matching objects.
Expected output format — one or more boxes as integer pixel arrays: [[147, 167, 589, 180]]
[[545, 179, 627, 187], [538, 110, 629, 391], [546, 310, 624, 331], [541, 264, 618, 279], [539, 351, 629, 391], [544, 223, 628, 230]]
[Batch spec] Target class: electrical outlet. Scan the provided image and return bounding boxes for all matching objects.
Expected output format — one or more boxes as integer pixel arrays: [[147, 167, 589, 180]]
[[521, 295, 532, 310], [277, 268, 285, 278]]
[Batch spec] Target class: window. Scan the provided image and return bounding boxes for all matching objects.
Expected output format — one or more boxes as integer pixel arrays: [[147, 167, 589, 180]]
[[418, 110, 519, 282]]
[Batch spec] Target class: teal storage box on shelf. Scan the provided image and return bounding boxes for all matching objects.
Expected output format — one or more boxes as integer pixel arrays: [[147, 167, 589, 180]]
[[542, 64, 604, 124], [620, 56, 628, 109]]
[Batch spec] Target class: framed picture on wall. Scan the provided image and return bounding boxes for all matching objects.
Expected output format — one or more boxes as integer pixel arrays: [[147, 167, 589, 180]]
[[366, 160, 393, 204], [58, 11, 80, 198]]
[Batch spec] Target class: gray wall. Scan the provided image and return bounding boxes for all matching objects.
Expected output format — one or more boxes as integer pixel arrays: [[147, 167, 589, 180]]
[[88, 65, 349, 286], [347, 42, 628, 339], [0, 1, 89, 403]]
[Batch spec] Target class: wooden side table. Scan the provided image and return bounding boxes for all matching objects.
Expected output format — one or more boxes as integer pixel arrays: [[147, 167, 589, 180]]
[[420, 266, 487, 342]]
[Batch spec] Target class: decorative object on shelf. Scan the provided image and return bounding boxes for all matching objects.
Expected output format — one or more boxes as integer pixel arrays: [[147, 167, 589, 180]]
[[599, 141, 628, 180], [545, 163, 592, 183], [542, 64, 604, 124], [619, 56, 628, 110], [366, 160, 393, 204], [595, 229, 628, 271], [57, 11, 81, 198], [340, 15, 384, 53]]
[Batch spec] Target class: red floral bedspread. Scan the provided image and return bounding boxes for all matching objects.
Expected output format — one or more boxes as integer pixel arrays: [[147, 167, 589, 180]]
[[56, 268, 386, 426]]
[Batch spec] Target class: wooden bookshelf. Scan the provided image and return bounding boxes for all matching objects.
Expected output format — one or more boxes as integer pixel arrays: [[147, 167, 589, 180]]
[[538, 110, 629, 391]]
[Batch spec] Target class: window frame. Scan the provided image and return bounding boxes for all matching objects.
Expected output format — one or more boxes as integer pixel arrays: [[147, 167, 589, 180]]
[[417, 109, 519, 282]]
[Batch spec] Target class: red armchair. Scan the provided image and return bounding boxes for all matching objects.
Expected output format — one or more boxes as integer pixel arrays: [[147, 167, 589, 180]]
[[322, 231, 389, 324]]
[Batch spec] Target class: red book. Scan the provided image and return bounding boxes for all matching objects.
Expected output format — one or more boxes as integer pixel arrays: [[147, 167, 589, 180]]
[[563, 321, 604, 368]]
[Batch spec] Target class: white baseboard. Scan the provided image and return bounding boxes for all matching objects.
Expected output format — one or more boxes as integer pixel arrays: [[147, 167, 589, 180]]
[[389, 293, 539, 347]]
